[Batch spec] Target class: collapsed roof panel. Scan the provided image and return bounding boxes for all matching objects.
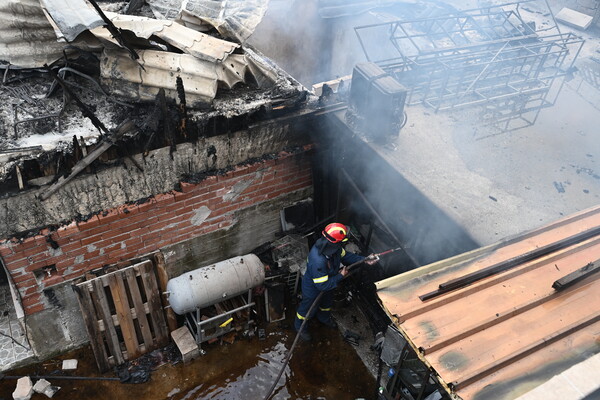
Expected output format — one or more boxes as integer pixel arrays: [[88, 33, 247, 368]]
[[39, 0, 105, 42], [100, 48, 219, 105], [0, 0, 68, 68], [99, 47, 276, 106], [146, 0, 270, 43], [92, 13, 239, 63]]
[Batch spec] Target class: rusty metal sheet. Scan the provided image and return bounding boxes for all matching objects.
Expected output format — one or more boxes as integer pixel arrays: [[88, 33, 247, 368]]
[[40, 0, 104, 42], [91, 13, 238, 63], [376, 205, 600, 400], [0, 0, 66, 68]]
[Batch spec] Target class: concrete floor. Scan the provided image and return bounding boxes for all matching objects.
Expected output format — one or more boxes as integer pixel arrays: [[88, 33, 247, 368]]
[[0, 284, 34, 372], [251, 0, 600, 249], [354, 65, 600, 246]]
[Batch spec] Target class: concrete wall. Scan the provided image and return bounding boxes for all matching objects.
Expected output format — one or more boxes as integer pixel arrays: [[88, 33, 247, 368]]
[[324, 114, 478, 270], [0, 122, 314, 360], [0, 121, 307, 238]]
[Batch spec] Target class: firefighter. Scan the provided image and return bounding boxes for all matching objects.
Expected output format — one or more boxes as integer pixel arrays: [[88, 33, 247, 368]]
[[294, 222, 375, 341]]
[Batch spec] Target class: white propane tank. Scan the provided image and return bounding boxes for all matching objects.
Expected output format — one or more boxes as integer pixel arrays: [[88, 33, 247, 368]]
[[166, 254, 265, 315]]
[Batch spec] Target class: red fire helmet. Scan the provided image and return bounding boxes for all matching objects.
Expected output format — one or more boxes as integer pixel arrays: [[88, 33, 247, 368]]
[[322, 223, 349, 243]]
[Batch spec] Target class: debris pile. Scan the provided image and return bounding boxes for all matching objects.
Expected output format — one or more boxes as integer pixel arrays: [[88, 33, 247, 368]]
[[0, 0, 305, 196]]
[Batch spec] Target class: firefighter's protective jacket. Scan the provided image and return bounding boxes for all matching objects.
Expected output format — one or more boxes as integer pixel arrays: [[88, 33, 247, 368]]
[[303, 238, 364, 295]]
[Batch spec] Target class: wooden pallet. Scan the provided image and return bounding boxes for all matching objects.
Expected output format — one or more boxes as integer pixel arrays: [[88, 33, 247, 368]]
[[75, 260, 169, 372]]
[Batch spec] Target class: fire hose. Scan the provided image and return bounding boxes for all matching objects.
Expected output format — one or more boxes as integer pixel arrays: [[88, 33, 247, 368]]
[[263, 247, 402, 400]]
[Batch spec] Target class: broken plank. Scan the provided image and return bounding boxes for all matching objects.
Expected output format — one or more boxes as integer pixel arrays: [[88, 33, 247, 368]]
[[553, 260, 600, 291], [138, 261, 169, 346], [39, 120, 136, 200], [154, 252, 178, 333], [104, 273, 140, 359], [125, 267, 154, 348], [89, 278, 124, 366], [74, 284, 110, 372]]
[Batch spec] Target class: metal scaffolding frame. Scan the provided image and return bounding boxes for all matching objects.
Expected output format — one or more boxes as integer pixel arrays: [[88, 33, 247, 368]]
[[354, 0, 584, 130]]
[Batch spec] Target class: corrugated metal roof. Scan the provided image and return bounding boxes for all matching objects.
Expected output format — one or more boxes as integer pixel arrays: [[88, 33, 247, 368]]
[[146, 0, 269, 43], [0, 0, 67, 68], [100, 49, 220, 106], [376, 205, 600, 399], [92, 13, 239, 63], [40, 0, 104, 42]]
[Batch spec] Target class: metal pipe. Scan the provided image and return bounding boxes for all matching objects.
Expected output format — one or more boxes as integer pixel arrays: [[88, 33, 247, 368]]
[[196, 302, 255, 326]]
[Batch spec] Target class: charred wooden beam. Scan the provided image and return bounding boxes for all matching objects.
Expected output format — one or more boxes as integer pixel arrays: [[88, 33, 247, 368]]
[[158, 89, 176, 158], [176, 76, 188, 140], [39, 120, 137, 201], [44, 64, 109, 137], [85, 0, 141, 63]]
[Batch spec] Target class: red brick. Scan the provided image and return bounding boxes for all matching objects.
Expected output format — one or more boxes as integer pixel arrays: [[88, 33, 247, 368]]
[[81, 234, 104, 247], [208, 197, 225, 209], [80, 224, 110, 238], [154, 192, 175, 205], [231, 200, 251, 211], [123, 240, 144, 253], [13, 274, 34, 285], [253, 162, 272, 173], [25, 303, 45, 315], [142, 236, 163, 248], [60, 240, 84, 253], [171, 225, 198, 239], [107, 248, 132, 261], [56, 222, 80, 239], [25, 252, 51, 264], [99, 228, 128, 241], [42, 274, 65, 287], [183, 192, 214, 208], [97, 209, 121, 224], [0, 245, 13, 257], [85, 249, 101, 260], [22, 285, 40, 296], [21, 293, 42, 308], [14, 237, 39, 251], [173, 190, 194, 202], [137, 199, 157, 213], [77, 215, 101, 229], [179, 181, 197, 193], [232, 164, 251, 177], [25, 260, 54, 273], [102, 243, 122, 254], [85, 255, 109, 268], [6, 258, 29, 270], [118, 204, 138, 216], [56, 258, 76, 271]]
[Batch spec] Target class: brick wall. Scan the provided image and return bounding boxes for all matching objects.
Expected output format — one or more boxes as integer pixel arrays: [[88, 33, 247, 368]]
[[0, 148, 313, 316]]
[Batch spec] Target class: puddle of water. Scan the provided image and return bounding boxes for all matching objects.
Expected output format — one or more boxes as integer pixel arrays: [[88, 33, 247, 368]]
[[0, 320, 376, 400]]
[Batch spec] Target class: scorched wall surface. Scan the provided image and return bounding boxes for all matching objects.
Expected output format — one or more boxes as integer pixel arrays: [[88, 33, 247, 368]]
[[0, 145, 313, 361]]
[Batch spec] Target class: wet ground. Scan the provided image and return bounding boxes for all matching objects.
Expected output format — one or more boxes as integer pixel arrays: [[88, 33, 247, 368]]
[[0, 314, 377, 400]]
